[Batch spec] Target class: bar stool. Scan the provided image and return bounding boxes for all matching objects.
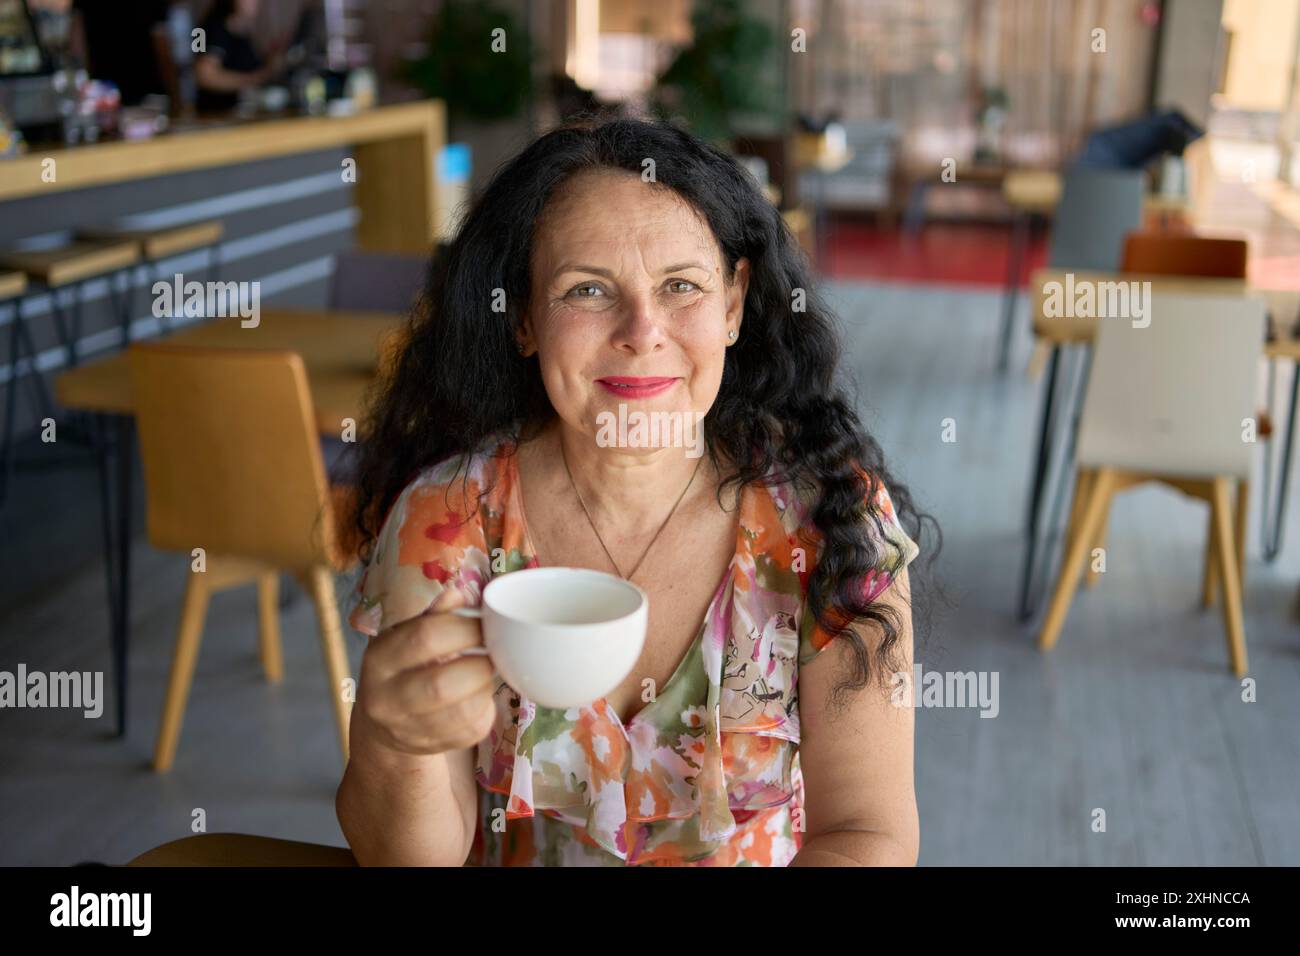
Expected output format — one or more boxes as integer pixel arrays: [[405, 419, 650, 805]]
[[79, 221, 224, 337], [0, 237, 140, 370], [0, 240, 139, 508]]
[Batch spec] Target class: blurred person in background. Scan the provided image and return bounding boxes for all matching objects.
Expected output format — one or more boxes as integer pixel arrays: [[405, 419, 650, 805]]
[[70, 0, 180, 106], [194, 0, 284, 114]]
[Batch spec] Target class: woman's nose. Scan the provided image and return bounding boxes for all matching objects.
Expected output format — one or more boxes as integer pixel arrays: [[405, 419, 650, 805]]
[[611, 294, 667, 353]]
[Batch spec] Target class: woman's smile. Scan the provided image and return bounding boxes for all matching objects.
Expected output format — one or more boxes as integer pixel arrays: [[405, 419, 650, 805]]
[[595, 375, 680, 398]]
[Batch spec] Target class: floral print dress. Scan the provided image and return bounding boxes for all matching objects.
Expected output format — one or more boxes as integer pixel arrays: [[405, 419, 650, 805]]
[[347, 436, 919, 866]]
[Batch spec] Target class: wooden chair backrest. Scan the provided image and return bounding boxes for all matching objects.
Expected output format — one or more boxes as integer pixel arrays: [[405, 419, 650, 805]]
[[1122, 232, 1249, 279], [128, 342, 336, 568]]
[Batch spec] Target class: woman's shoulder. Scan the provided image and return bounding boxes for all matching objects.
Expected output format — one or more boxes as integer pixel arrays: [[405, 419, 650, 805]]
[[748, 461, 918, 607], [347, 435, 512, 636], [391, 434, 515, 516]]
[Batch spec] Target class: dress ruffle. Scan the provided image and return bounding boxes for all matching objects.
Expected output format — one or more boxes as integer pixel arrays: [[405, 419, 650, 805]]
[[473, 558, 805, 864]]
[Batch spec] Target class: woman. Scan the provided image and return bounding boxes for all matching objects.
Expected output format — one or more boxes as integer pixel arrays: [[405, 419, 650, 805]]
[[194, 0, 280, 114], [337, 116, 934, 867]]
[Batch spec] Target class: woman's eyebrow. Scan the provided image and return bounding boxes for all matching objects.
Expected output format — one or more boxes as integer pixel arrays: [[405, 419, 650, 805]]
[[554, 263, 614, 278], [553, 261, 710, 278]]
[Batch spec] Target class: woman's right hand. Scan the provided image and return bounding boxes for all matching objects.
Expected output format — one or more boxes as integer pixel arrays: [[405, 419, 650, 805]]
[[353, 586, 498, 758]]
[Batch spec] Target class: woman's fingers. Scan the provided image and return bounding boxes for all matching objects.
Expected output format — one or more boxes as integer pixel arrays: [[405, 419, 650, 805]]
[[385, 654, 498, 721], [369, 587, 484, 678], [355, 584, 500, 755], [430, 586, 467, 612]]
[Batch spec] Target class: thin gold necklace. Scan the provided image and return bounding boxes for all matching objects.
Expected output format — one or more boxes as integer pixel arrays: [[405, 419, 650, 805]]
[[559, 439, 703, 583]]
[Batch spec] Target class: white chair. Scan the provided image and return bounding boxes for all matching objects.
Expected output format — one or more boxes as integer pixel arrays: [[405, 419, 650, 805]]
[[1038, 292, 1267, 675]]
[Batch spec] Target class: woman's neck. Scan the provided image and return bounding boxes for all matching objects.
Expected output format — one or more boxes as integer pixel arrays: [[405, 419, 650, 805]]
[[549, 419, 715, 536]]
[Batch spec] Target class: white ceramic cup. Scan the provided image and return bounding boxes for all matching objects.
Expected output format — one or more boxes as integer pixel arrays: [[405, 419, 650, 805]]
[[452, 567, 647, 709]]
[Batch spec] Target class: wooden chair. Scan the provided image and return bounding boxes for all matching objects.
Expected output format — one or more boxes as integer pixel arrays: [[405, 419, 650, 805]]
[[126, 833, 357, 867], [328, 249, 430, 314], [1070, 234, 1254, 594], [1039, 292, 1267, 676], [1006, 167, 1146, 373], [1121, 233, 1249, 280], [128, 343, 361, 772]]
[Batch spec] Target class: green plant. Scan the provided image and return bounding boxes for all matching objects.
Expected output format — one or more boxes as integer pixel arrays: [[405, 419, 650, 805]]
[[653, 0, 776, 144], [402, 0, 533, 128]]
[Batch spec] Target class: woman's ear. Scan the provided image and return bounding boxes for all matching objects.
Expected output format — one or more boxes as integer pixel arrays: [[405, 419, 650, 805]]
[[726, 257, 751, 336], [516, 314, 535, 356]]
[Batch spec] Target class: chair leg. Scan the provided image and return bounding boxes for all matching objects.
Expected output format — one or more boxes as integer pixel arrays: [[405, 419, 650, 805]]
[[1211, 478, 1249, 677], [1063, 469, 1095, 554], [1201, 507, 1218, 608], [1039, 467, 1116, 651], [1026, 341, 1051, 382], [1234, 479, 1248, 595], [302, 565, 352, 761], [154, 569, 212, 772], [256, 572, 284, 683], [1084, 500, 1110, 589]]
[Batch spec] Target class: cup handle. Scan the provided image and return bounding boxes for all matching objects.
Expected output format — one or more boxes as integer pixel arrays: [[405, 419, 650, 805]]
[[447, 606, 488, 658], [432, 605, 490, 662]]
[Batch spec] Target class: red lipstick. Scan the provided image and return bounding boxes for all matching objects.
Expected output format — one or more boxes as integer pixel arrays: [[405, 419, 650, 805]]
[[596, 376, 679, 399]]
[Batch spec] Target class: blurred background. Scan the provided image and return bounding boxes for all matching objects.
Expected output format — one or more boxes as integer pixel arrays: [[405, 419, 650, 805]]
[[1, 0, 1298, 866]]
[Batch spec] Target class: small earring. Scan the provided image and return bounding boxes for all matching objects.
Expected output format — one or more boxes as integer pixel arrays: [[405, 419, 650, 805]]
[[517, 343, 527, 355], [727, 330, 737, 342]]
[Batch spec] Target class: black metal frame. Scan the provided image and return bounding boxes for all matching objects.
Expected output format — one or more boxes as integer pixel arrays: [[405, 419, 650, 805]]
[[90, 412, 135, 736]]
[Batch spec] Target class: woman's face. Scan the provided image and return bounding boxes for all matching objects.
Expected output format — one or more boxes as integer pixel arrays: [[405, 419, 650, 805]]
[[521, 168, 749, 451]]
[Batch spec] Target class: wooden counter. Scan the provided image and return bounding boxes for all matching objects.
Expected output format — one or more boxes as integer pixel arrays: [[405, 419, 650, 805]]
[[0, 100, 446, 253]]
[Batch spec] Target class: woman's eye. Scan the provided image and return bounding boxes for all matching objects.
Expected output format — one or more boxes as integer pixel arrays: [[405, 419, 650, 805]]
[[567, 283, 604, 298], [667, 279, 698, 294]]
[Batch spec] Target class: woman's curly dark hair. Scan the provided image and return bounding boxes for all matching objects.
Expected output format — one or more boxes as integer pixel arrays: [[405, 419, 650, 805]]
[[344, 115, 939, 708]]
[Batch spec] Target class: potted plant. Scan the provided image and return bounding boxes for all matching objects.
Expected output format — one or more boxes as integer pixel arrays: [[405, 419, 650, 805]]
[[402, 0, 533, 137], [652, 0, 775, 145]]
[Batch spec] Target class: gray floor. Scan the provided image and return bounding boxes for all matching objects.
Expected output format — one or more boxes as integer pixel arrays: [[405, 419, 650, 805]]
[[3, 278, 1298, 866]]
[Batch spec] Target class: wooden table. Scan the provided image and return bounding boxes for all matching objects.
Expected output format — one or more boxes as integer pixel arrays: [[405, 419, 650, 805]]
[[53, 308, 402, 735], [1017, 269, 1300, 619], [55, 308, 398, 430]]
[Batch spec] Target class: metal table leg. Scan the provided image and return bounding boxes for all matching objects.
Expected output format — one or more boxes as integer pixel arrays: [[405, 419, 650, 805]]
[[1037, 345, 1096, 586], [1019, 344, 1062, 619], [93, 412, 135, 736], [1262, 360, 1299, 562]]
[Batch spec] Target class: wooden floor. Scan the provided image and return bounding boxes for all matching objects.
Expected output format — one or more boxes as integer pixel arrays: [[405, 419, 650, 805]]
[[2, 278, 1299, 865]]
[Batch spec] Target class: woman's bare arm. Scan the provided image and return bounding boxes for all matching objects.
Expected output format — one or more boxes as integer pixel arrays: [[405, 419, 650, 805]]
[[335, 593, 494, 867], [336, 709, 479, 866], [790, 568, 919, 866]]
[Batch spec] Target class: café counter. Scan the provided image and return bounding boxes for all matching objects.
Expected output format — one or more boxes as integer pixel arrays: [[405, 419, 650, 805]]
[[0, 100, 447, 254]]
